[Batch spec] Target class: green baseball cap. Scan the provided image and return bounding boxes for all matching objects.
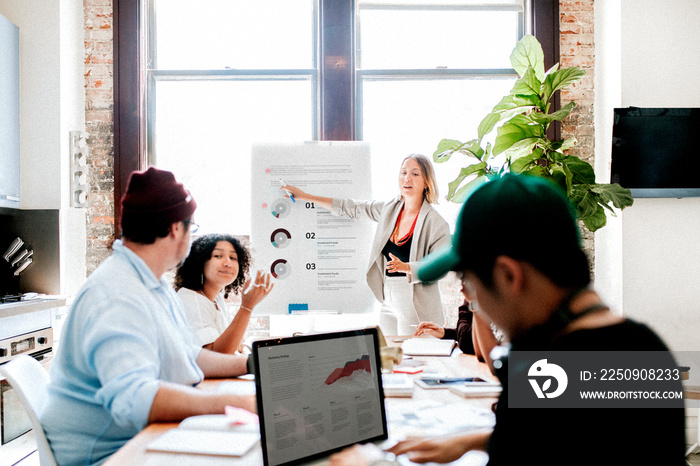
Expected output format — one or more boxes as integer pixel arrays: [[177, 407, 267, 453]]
[[418, 174, 589, 286]]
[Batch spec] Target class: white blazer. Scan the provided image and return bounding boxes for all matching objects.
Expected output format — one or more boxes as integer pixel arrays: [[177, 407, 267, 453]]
[[331, 196, 451, 324]]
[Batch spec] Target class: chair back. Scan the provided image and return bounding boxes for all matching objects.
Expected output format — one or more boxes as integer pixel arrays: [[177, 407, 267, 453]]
[[0, 354, 58, 466]]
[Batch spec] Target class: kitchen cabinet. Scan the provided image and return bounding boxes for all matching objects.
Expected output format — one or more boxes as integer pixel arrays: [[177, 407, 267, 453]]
[[0, 13, 20, 209]]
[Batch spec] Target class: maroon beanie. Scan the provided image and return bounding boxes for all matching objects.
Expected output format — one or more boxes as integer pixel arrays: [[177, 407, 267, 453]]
[[120, 167, 197, 233]]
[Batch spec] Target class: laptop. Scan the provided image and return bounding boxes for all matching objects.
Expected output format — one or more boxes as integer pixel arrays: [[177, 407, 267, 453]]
[[252, 327, 389, 466]]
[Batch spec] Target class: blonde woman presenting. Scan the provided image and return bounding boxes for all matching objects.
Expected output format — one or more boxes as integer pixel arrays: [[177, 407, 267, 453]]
[[282, 154, 450, 335]]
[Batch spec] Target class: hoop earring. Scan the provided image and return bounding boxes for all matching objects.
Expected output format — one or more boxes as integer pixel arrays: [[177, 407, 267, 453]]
[[200, 273, 204, 285]]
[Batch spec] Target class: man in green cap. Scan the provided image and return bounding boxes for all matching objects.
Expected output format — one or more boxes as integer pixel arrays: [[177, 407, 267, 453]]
[[330, 174, 685, 466]]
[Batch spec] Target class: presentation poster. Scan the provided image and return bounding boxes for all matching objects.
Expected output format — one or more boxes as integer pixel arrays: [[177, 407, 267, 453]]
[[250, 142, 375, 315]]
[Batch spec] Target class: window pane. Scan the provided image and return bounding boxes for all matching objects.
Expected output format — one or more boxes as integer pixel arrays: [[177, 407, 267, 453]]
[[154, 80, 313, 235], [360, 77, 516, 227], [154, 0, 315, 70], [358, 7, 522, 69]]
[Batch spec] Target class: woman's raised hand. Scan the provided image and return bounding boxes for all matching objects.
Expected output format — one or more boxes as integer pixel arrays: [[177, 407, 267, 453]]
[[240, 269, 274, 312], [279, 183, 309, 201]]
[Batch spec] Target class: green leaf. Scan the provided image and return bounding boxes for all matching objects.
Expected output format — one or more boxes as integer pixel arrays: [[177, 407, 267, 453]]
[[509, 151, 541, 173], [582, 205, 607, 232], [548, 166, 569, 192], [477, 112, 502, 142], [574, 189, 600, 221], [503, 138, 539, 161], [451, 175, 489, 203], [542, 67, 586, 103], [493, 118, 544, 155], [510, 35, 545, 82], [549, 164, 573, 195], [561, 162, 574, 194], [492, 94, 541, 113], [510, 67, 542, 96], [446, 162, 487, 200], [544, 63, 560, 76], [591, 183, 634, 209], [521, 165, 546, 177], [561, 156, 595, 185], [480, 94, 540, 140], [560, 137, 577, 152], [433, 139, 463, 163], [433, 139, 484, 163], [530, 102, 577, 126]]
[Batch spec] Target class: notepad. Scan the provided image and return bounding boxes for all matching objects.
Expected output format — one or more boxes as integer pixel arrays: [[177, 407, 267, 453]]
[[146, 414, 260, 457], [381, 373, 414, 397], [147, 429, 259, 457], [401, 338, 456, 356]]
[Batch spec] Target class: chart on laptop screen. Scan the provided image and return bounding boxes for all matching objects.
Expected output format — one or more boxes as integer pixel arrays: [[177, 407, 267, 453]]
[[254, 331, 387, 466]]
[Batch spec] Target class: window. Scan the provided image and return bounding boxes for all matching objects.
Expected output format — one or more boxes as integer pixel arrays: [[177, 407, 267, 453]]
[[147, 0, 316, 235], [115, 0, 557, 234], [357, 0, 528, 225]]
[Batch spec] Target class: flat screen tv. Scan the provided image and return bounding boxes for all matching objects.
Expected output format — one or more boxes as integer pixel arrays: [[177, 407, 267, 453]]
[[610, 107, 700, 198]]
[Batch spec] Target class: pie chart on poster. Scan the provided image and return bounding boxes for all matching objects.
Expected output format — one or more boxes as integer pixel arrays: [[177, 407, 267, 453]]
[[270, 198, 292, 219], [271, 259, 291, 279], [270, 228, 292, 249]]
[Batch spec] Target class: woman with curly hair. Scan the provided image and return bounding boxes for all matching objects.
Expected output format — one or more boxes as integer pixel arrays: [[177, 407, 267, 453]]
[[175, 233, 273, 354]]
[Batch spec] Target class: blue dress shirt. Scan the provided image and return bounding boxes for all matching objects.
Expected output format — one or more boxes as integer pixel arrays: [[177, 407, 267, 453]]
[[41, 240, 203, 465]]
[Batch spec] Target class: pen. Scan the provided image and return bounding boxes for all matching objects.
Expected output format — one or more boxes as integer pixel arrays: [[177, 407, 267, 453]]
[[279, 179, 295, 203]]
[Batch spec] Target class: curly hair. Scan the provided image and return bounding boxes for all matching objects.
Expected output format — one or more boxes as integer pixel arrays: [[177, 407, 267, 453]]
[[174, 233, 251, 299]]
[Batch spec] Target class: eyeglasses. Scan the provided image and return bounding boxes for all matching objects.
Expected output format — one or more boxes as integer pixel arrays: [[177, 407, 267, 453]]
[[183, 219, 200, 234]]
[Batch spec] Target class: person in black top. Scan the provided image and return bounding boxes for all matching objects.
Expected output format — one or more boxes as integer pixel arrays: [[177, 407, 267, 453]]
[[414, 299, 476, 354], [329, 174, 685, 466], [414, 299, 505, 376]]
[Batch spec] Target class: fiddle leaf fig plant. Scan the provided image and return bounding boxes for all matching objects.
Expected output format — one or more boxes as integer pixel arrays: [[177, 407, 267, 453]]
[[434, 34, 633, 232]]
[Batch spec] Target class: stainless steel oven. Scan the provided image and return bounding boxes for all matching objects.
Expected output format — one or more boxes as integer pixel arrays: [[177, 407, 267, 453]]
[[0, 307, 53, 447]]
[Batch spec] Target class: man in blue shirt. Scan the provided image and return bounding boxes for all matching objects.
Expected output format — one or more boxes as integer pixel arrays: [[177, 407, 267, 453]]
[[42, 168, 254, 465]]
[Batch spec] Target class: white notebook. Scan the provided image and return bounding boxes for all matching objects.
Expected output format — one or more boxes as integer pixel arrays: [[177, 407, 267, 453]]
[[401, 338, 456, 356], [146, 415, 259, 457]]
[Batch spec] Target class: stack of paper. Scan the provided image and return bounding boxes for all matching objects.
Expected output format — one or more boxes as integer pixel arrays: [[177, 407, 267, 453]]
[[381, 373, 414, 398]]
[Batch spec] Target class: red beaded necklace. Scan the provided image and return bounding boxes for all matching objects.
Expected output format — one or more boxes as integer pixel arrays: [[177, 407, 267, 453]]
[[391, 207, 419, 246]]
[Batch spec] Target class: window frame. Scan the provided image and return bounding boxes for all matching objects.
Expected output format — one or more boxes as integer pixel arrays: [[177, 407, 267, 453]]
[[113, 0, 558, 225], [354, 2, 529, 140]]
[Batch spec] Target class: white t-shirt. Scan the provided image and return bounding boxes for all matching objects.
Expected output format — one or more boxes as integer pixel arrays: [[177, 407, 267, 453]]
[[178, 287, 232, 346]]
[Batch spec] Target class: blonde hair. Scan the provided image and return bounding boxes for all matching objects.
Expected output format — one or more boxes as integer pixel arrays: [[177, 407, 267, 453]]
[[401, 154, 439, 204]]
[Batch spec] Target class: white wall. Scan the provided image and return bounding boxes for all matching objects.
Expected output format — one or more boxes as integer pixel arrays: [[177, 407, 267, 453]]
[[0, 0, 87, 297], [593, 0, 623, 314], [59, 0, 88, 297], [596, 0, 700, 352]]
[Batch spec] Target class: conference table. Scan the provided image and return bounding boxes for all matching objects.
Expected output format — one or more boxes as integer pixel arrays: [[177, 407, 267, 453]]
[[103, 341, 498, 466]]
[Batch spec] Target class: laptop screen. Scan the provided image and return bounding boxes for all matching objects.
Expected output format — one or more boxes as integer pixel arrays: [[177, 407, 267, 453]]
[[252, 328, 388, 466]]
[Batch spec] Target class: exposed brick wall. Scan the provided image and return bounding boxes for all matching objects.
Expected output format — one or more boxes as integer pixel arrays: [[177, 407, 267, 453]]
[[84, 0, 115, 276], [560, 0, 595, 165], [560, 0, 596, 263]]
